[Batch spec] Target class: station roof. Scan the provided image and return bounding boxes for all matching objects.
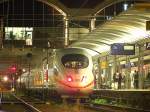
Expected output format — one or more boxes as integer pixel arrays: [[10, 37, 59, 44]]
[[70, 4, 150, 54]]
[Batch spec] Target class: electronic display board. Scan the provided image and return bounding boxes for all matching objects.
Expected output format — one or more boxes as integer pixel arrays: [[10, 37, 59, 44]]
[[111, 43, 135, 55]]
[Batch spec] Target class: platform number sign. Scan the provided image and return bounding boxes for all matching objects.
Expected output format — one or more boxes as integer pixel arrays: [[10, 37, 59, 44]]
[[146, 42, 150, 50]]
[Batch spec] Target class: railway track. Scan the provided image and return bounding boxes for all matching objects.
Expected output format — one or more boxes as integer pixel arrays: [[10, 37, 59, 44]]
[[0, 92, 42, 112], [3, 92, 147, 112]]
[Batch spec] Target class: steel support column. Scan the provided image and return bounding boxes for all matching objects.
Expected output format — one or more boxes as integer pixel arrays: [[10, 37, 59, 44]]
[[89, 17, 96, 32], [64, 16, 69, 46]]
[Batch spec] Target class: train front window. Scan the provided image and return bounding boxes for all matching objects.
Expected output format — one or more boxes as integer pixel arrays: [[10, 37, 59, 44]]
[[61, 54, 89, 69]]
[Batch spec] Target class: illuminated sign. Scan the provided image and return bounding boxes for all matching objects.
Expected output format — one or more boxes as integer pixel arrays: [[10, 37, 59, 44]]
[[100, 61, 107, 69], [111, 43, 135, 55], [146, 42, 150, 50], [124, 45, 134, 50], [5, 27, 33, 40]]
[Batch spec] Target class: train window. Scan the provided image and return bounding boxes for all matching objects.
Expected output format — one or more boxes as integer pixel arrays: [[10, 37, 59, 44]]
[[61, 54, 89, 69]]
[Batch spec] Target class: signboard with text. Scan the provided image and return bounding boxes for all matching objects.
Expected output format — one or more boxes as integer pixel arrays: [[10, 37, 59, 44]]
[[111, 43, 135, 55]]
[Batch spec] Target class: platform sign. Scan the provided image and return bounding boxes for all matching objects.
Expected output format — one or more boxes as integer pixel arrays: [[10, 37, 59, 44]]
[[146, 42, 150, 50], [111, 43, 135, 55], [100, 61, 107, 69]]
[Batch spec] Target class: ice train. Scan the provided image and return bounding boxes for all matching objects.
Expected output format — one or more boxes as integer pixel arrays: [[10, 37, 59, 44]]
[[53, 48, 99, 96]]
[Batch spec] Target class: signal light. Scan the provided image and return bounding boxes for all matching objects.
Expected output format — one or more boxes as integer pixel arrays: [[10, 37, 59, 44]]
[[10, 65, 17, 73], [11, 66, 16, 71]]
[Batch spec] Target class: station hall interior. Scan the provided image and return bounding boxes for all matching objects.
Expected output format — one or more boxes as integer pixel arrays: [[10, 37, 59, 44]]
[[0, 0, 150, 111]]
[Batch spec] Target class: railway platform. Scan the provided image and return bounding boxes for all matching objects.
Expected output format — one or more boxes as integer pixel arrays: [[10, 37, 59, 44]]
[[90, 89, 150, 111]]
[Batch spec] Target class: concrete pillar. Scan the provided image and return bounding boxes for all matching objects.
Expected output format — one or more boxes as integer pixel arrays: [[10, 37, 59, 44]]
[[89, 17, 96, 32], [138, 45, 144, 89], [108, 63, 112, 88], [97, 58, 101, 89], [92, 63, 99, 89], [112, 55, 121, 89], [125, 56, 131, 89], [105, 56, 109, 86], [63, 16, 69, 46], [113, 55, 117, 73]]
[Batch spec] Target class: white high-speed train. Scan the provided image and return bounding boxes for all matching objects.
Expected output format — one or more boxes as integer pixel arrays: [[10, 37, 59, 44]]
[[53, 48, 99, 96], [20, 47, 100, 97]]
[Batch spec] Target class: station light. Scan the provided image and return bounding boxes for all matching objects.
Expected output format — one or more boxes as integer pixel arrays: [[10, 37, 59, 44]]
[[3, 76, 8, 82], [123, 3, 128, 11], [22, 68, 26, 72], [108, 63, 112, 67]]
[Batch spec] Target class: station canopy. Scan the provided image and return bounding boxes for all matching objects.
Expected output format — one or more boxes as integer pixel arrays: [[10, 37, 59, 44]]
[[70, 4, 150, 54]]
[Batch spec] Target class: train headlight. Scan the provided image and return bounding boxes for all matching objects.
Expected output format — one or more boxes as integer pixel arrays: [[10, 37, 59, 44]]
[[67, 76, 73, 82]]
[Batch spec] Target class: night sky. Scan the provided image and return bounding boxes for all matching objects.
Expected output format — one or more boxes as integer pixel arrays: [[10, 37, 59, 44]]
[[0, 0, 63, 27], [59, 0, 104, 8]]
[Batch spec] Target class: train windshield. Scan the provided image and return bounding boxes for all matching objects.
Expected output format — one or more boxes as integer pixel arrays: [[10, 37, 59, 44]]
[[61, 54, 89, 69]]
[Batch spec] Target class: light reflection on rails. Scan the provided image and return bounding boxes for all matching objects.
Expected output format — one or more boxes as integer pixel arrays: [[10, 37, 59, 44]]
[[13, 94, 42, 112]]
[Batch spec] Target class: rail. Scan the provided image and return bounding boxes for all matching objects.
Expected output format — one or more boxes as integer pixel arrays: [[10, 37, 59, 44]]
[[13, 94, 42, 112]]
